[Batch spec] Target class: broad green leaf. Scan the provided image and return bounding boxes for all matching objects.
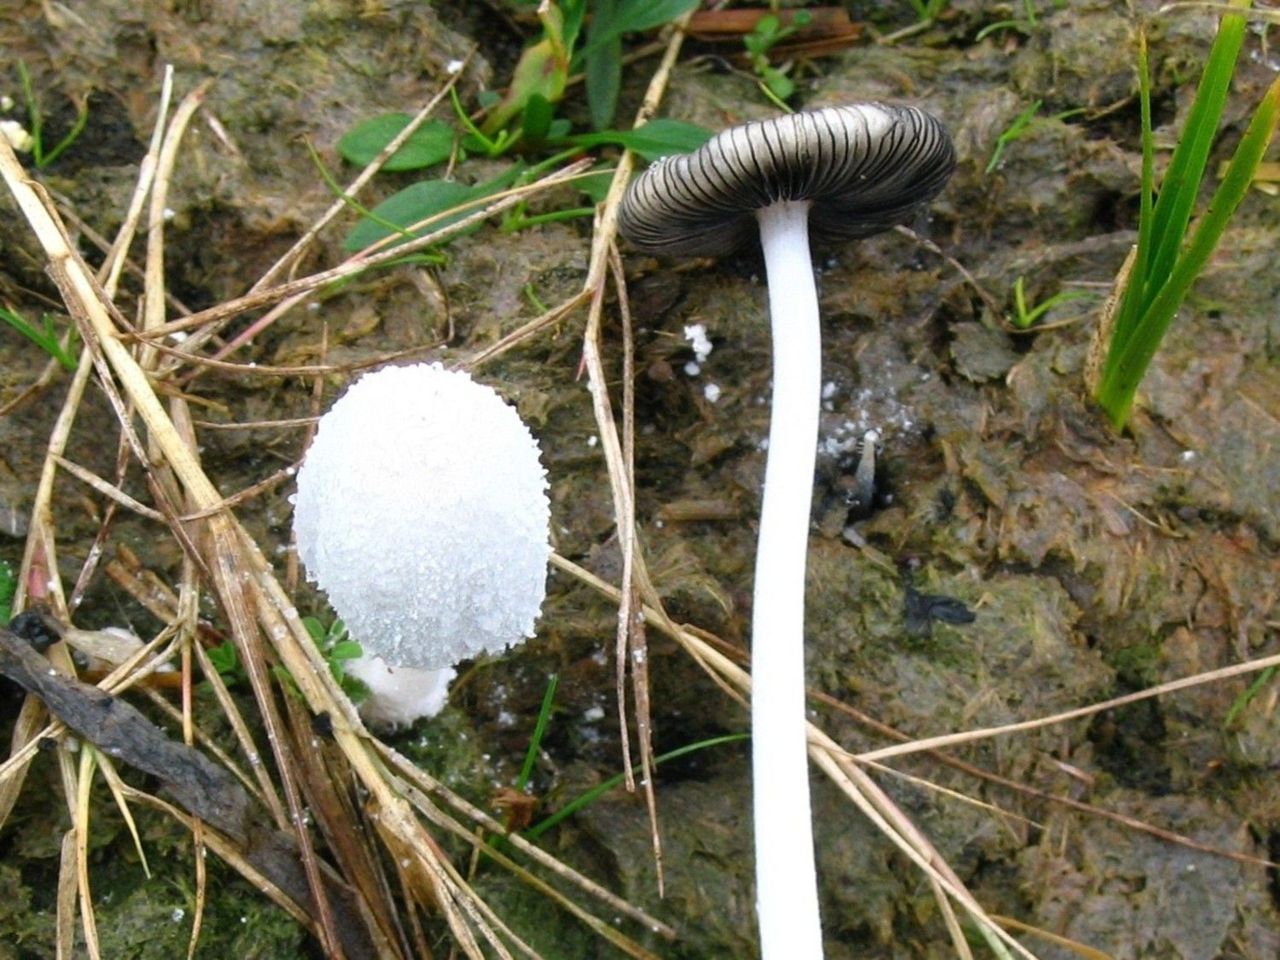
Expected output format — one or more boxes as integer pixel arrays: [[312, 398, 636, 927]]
[[344, 170, 518, 251], [567, 118, 713, 161], [522, 93, 556, 141], [577, 0, 701, 58], [329, 640, 364, 662], [337, 114, 455, 172], [587, 0, 622, 130], [345, 180, 476, 251]]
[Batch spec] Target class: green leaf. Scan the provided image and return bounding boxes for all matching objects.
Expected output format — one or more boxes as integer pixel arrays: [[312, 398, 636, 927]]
[[560, 0, 588, 54], [345, 178, 490, 251], [1137, 0, 1248, 309], [329, 640, 364, 662], [586, 0, 622, 130], [344, 164, 523, 251], [336, 114, 455, 172], [0, 560, 14, 624], [579, 0, 700, 55], [481, 2, 571, 137], [566, 117, 712, 161], [524, 733, 749, 839], [207, 642, 239, 676], [521, 93, 556, 142]]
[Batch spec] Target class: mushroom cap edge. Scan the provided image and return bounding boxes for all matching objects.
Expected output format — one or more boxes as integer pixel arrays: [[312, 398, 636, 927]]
[[618, 102, 956, 259]]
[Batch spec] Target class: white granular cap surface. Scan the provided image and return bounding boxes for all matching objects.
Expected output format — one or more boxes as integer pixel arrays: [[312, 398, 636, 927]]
[[293, 363, 550, 670]]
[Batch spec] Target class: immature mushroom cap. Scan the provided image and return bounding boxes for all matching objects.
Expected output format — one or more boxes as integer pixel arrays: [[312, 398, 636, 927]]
[[618, 103, 955, 257], [293, 363, 551, 672]]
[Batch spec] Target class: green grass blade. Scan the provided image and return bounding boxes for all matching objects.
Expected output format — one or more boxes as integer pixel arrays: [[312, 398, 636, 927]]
[[516, 673, 559, 793], [523, 733, 749, 839], [1105, 31, 1157, 366], [1139, 1, 1249, 305], [1098, 73, 1280, 426]]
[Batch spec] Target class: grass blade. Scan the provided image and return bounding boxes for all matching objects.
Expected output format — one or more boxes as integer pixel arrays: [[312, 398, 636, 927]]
[[1098, 72, 1280, 425], [1139, 0, 1248, 304], [1107, 31, 1156, 363], [524, 733, 748, 839]]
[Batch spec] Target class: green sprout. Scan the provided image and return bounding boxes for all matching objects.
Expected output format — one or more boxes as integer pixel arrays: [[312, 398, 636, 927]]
[[254, 617, 368, 701], [471, 0, 701, 148], [300, 616, 368, 702], [17, 62, 89, 169], [986, 100, 1086, 173], [523, 733, 749, 839], [515, 673, 559, 794], [1094, 6, 1280, 428], [975, 0, 1041, 41], [742, 10, 812, 106], [1009, 276, 1094, 330], [0, 304, 79, 371], [906, 0, 950, 25], [206, 640, 248, 687], [1224, 665, 1277, 728]]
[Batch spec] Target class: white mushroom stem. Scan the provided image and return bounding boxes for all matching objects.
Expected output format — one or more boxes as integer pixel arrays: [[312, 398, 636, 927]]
[[752, 198, 824, 959]]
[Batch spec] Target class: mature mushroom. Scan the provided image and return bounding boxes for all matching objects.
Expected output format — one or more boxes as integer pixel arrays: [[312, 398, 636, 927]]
[[619, 103, 954, 958], [293, 362, 551, 713]]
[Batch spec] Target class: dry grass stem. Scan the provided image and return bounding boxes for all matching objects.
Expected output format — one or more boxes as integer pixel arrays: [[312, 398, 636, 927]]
[[252, 55, 471, 290], [0, 95, 667, 955], [856, 649, 1280, 764]]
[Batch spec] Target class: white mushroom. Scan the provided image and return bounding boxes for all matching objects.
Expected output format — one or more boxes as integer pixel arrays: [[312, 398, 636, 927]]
[[619, 103, 955, 959], [292, 362, 551, 716]]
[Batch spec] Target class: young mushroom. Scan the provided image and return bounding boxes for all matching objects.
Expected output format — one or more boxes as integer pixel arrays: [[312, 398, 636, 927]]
[[619, 103, 955, 958], [292, 362, 551, 721]]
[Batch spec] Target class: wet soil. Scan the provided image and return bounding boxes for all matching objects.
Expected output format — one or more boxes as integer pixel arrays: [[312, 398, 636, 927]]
[[1, 0, 1278, 958]]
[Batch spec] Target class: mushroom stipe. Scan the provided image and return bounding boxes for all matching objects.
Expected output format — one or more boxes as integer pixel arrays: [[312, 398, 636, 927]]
[[619, 102, 955, 960]]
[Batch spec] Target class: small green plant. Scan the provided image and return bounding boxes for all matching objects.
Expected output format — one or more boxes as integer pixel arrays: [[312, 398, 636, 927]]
[[479, 0, 701, 141], [742, 10, 812, 106], [17, 63, 89, 169], [986, 100, 1042, 172], [237, 617, 367, 700], [985, 100, 1085, 174], [299, 616, 368, 701], [1095, 4, 1280, 428], [1223, 665, 1277, 727], [330, 0, 712, 252], [975, 0, 1039, 40], [336, 114, 710, 251], [906, 0, 949, 24], [1009, 276, 1094, 330], [0, 304, 79, 371], [523, 733, 749, 839], [206, 640, 248, 687], [515, 673, 559, 794]]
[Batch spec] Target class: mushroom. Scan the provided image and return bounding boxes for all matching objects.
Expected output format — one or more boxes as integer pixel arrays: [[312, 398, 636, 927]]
[[293, 362, 551, 709], [618, 103, 954, 958]]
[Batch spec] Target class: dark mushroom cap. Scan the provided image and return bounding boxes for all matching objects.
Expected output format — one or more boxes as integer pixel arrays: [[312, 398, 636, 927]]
[[618, 103, 955, 258]]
